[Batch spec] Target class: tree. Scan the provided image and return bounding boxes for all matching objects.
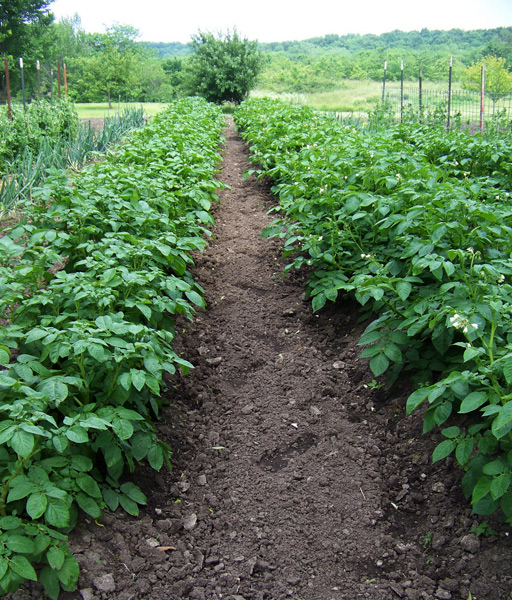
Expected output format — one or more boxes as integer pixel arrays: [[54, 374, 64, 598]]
[[0, 0, 53, 57], [183, 30, 265, 104], [71, 25, 143, 106], [463, 55, 512, 113]]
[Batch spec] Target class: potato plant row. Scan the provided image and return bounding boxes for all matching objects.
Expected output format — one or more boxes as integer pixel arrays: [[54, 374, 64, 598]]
[[0, 97, 225, 597], [235, 98, 512, 527]]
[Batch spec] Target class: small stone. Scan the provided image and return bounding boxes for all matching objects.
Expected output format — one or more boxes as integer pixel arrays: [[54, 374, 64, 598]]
[[432, 482, 446, 493], [435, 588, 452, 599], [145, 537, 160, 548], [460, 533, 480, 553], [197, 474, 207, 486], [189, 588, 206, 600], [79, 588, 95, 600], [309, 406, 321, 416], [283, 307, 296, 316], [241, 403, 254, 415], [206, 357, 222, 366], [93, 574, 116, 594], [177, 481, 190, 492], [183, 513, 198, 530], [333, 361, 345, 370]]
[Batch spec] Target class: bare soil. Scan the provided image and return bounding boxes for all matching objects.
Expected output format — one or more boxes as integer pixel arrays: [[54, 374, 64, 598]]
[[14, 118, 512, 600]]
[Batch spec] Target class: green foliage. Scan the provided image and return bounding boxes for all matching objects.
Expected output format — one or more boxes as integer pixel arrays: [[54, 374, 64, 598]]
[[0, 0, 53, 57], [0, 97, 225, 596], [235, 97, 512, 527], [184, 30, 265, 104], [0, 100, 79, 172], [0, 104, 145, 215], [463, 55, 512, 108]]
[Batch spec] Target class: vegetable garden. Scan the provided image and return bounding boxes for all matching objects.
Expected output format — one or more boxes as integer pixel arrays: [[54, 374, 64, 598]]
[[1, 93, 512, 598]]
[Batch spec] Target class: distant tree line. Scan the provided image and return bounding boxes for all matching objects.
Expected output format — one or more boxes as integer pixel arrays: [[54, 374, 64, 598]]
[[1, 0, 511, 104]]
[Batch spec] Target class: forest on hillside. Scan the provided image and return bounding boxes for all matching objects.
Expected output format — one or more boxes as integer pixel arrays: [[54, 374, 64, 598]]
[[2, 0, 511, 103]]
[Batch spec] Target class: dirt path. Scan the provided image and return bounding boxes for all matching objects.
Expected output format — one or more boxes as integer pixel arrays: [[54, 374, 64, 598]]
[[15, 118, 511, 600]]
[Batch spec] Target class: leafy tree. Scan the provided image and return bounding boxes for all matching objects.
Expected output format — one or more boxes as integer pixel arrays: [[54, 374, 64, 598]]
[[71, 25, 143, 106], [0, 0, 53, 57], [183, 30, 265, 104], [463, 55, 512, 112]]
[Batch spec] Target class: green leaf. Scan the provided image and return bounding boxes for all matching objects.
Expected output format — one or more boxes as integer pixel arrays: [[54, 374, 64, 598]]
[[358, 330, 381, 346], [369, 353, 389, 377], [75, 493, 102, 519], [0, 557, 7, 580], [46, 547, 65, 571], [0, 516, 22, 530], [119, 494, 139, 516], [111, 418, 133, 440], [492, 402, 512, 438], [104, 445, 123, 469], [7, 477, 35, 502], [396, 280, 412, 301], [0, 374, 17, 387], [136, 303, 152, 320], [459, 391, 487, 414], [130, 369, 146, 392], [185, 290, 205, 307], [87, 344, 106, 362], [102, 487, 119, 511], [120, 482, 147, 505], [148, 444, 164, 471], [311, 292, 326, 312], [504, 358, 512, 385], [432, 439, 456, 463], [10, 430, 34, 458], [10, 555, 37, 581], [455, 439, 474, 466], [472, 476, 491, 504], [65, 426, 89, 444], [45, 498, 70, 528], [76, 474, 102, 499], [26, 492, 48, 519], [0, 348, 9, 366], [40, 566, 61, 600], [490, 474, 511, 500], [6, 535, 36, 554], [25, 328, 48, 344], [56, 554, 79, 590], [441, 426, 460, 439], [406, 387, 430, 414], [383, 343, 402, 363], [39, 379, 68, 406]]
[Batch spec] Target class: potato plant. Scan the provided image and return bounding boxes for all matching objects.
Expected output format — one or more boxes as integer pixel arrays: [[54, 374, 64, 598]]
[[235, 98, 512, 526], [0, 97, 225, 597]]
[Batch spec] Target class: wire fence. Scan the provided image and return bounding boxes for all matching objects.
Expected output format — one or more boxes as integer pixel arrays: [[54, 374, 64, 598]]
[[384, 84, 512, 131]]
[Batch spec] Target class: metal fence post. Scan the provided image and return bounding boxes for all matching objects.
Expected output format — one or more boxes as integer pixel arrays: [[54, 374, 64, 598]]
[[382, 61, 387, 104], [36, 60, 41, 101], [4, 58, 12, 120], [400, 60, 404, 123], [19, 57, 26, 113], [57, 60, 61, 99], [480, 65, 485, 134], [419, 69, 423, 123], [447, 57, 452, 130]]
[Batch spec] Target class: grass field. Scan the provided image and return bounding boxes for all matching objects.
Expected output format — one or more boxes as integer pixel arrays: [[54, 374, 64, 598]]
[[253, 80, 464, 113], [75, 102, 169, 119]]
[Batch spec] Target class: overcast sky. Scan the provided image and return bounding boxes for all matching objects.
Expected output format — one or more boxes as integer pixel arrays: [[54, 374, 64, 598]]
[[49, 0, 512, 43]]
